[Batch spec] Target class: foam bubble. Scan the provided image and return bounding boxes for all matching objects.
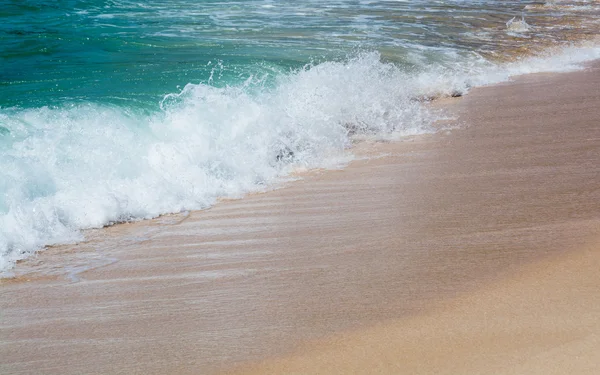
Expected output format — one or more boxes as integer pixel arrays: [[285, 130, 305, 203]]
[[506, 16, 531, 33]]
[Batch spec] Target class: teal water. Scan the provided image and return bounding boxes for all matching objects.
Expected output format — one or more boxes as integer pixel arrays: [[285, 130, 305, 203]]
[[1, 0, 599, 273], [0, 0, 572, 108]]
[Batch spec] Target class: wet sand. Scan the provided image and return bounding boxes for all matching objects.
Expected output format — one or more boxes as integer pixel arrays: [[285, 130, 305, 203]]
[[2, 63, 600, 374]]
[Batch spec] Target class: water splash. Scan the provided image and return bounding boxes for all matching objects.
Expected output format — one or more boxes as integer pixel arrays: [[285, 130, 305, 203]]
[[2, 43, 600, 273], [507, 15, 531, 33]]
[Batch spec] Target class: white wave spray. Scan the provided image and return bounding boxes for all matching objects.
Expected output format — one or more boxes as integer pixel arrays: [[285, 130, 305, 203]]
[[1, 44, 600, 273]]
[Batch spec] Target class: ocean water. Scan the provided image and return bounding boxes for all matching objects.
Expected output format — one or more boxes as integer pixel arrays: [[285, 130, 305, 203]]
[[1, 0, 599, 272]]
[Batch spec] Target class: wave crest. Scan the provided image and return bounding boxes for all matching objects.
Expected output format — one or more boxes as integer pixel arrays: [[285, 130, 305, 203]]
[[2, 46, 600, 273]]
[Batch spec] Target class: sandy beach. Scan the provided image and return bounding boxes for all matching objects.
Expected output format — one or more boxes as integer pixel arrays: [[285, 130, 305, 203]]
[[229, 242, 600, 375], [2, 62, 600, 375]]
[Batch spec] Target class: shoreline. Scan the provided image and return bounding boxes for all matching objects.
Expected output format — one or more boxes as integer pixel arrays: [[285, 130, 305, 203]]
[[3, 39, 600, 277], [225, 63, 600, 374], [2, 61, 600, 374]]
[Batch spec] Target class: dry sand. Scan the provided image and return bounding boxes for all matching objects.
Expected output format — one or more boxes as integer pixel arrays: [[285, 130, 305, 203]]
[[229, 242, 600, 375], [1, 62, 600, 375]]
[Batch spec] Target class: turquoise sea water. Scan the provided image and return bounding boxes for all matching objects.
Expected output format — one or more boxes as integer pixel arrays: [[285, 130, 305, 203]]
[[4, 0, 597, 108], [1, 0, 599, 272]]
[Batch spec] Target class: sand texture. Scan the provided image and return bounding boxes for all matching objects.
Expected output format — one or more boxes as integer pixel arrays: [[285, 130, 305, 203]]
[[2, 63, 600, 375], [229, 243, 600, 375]]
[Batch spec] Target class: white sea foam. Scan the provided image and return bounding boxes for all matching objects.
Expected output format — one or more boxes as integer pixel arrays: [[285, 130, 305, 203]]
[[1, 43, 600, 273], [506, 16, 531, 33]]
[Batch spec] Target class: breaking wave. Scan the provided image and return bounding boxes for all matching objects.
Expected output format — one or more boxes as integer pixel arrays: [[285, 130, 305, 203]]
[[1, 44, 600, 273]]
